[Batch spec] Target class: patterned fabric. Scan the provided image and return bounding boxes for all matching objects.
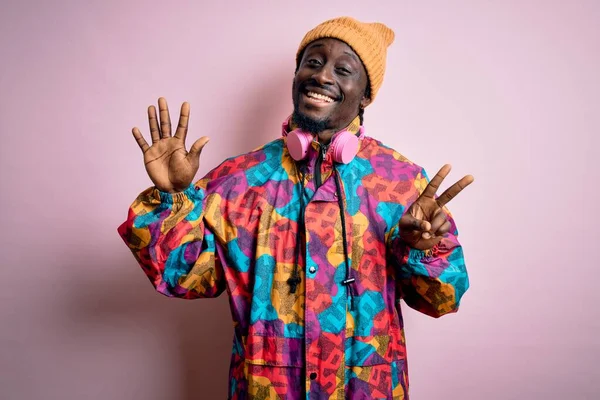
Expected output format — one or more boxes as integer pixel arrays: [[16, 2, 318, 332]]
[[118, 126, 469, 400]]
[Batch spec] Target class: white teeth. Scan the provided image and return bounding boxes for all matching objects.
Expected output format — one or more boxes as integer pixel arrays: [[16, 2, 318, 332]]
[[307, 91, 335, 103]]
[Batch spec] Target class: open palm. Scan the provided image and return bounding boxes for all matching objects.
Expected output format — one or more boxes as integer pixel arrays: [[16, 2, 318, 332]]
[[132, 98, 209, 193]]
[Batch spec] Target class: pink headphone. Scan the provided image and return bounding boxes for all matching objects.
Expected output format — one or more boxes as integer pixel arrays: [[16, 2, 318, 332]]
[[285, 126, 363, 164]]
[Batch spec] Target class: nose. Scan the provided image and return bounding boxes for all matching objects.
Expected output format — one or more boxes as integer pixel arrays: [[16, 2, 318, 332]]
[[312, 64, 334, 86]]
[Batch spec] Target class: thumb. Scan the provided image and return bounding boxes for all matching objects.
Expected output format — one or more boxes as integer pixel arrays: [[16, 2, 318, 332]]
[[399, 213, 431, 233], [188, 136, 210, 161]]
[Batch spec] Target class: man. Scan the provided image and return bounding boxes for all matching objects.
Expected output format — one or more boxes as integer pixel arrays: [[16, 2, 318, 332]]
[[119, 16, 474, 399]]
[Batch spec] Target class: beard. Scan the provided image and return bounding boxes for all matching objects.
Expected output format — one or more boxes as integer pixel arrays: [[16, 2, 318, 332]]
[[291, 109, 330, 134]]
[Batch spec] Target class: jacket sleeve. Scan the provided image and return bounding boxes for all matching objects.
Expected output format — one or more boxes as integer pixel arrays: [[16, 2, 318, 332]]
[[117, 183, 226, 299], [387, 168, 470, 318]]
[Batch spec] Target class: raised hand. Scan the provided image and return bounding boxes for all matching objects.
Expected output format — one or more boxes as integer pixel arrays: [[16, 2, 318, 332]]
[[132, 98, 209, 193], [399, 164, 474, 250]]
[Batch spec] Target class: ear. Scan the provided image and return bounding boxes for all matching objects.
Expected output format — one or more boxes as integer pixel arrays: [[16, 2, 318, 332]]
[[360, 95, 371, 109]]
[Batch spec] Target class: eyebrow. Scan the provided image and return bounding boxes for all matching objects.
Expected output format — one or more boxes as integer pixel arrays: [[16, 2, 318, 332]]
[[343, 51, 359, 63]]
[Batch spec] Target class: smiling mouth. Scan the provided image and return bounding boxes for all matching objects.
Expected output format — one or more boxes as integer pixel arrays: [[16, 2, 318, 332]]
[[304, 91, 337, 105]]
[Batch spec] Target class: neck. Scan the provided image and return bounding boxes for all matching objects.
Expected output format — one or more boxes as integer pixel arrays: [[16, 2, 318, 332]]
[[316, 130, 336, 144]]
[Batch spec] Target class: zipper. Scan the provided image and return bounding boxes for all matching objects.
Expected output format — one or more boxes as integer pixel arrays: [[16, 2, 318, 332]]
[[314, 143, 327, 189]]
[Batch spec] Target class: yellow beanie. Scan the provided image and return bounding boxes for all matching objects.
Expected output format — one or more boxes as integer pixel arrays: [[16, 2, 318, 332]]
[[296, 16, 395, 103]]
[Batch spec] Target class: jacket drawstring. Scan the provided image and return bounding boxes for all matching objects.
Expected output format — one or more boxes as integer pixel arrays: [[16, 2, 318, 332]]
[[288, 162, 307, 294], [333, 166, 355, 310], [289, 161, 355, 311]]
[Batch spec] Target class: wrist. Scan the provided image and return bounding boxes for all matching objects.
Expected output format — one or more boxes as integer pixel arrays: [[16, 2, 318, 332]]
[[157, 184, 199, 204]]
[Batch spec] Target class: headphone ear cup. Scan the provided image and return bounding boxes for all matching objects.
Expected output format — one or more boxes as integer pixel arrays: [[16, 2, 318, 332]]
[[287, 130, 313, 161], [331, 131, 359, 164]]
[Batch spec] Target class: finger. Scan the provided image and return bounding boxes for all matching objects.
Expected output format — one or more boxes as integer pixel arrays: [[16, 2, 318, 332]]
[[436, 174, 475, 207], [435, 220, 452, 237], [132, 127, 150, 153], [158, 97, 172, 138], [428, 208, 448, 236], [421, 164, 452, 199], [399, 213, 431, 233], [174, 102, 190, 141], [187, 136, 210, 161], [147, 105, 161, 143]]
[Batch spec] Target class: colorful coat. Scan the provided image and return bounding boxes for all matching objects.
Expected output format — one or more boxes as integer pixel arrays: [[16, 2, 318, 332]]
[[118, 125, 469, 400]]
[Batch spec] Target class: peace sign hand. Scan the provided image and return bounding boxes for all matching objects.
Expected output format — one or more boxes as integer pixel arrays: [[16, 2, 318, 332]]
[[399, 165, 474, 250], [132, 98, 209, 193]]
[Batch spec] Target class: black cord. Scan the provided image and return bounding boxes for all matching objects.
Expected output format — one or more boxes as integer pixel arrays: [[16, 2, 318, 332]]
[[333, 167, 355, 310], [288, 162, 307, 294], [289, 161, 355, 311]]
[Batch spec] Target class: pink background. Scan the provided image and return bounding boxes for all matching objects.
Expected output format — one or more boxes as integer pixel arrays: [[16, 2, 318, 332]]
[[1, 0, 598, 399]]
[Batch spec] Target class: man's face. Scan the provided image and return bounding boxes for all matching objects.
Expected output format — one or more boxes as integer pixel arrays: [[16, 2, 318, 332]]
[[292, 38, 371, 135]]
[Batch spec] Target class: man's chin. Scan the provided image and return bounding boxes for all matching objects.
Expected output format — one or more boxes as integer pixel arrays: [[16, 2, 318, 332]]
[[292, 109, 330, 134]]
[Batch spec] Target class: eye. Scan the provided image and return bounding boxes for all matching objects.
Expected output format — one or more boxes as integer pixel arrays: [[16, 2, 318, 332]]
[[307, 58, 322, 66], [336, 66, 352, 75]]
